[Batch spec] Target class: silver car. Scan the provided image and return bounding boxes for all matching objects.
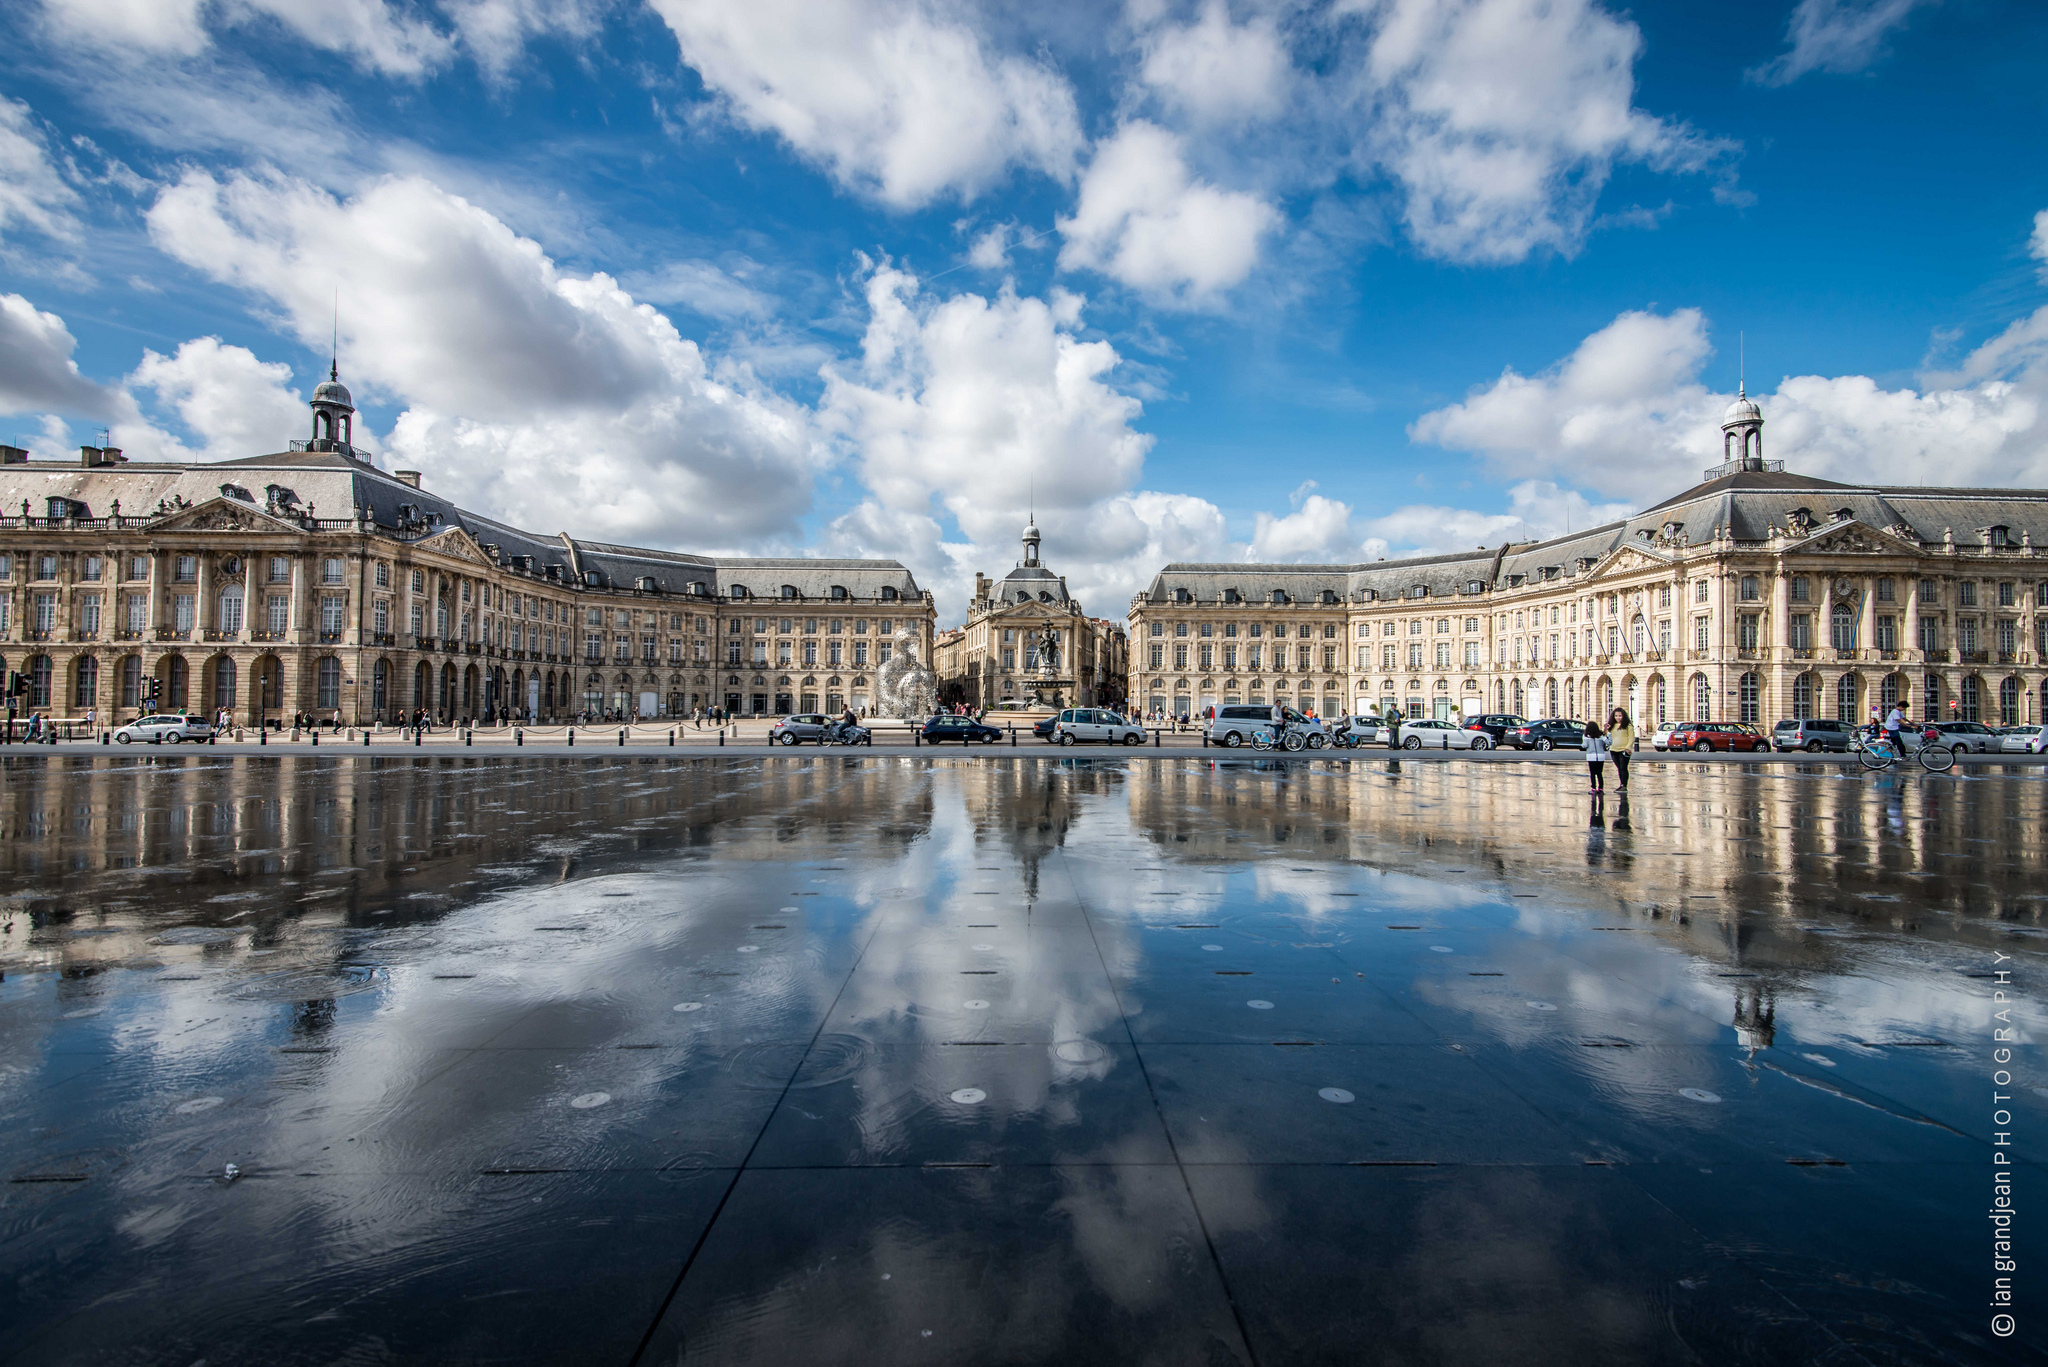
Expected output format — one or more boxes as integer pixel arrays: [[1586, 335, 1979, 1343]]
[[1053, 708, 1146, 746], [1998, 725, 2048, 753], [1394, 718, 1488, 750], [113, 714, 216, 744], [1206, 704, 1329, 749]]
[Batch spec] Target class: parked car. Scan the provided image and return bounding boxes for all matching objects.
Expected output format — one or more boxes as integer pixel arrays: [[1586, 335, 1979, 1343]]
[[1052, 708, 1146, 746], [1773, 718, 1854, 752], [1666, 722, 1771, 753], [1932, 721, 1999, 753], [1205, 704, 1330, 749], [921, 716, 1002, 744], [1999, 725, 2048, 753], [1461, 713, 1525, 746], [112, 714, 216, 744], [1398, 718, 1490, 750], [769, 713, 865, 745], [1650, 722, 1679, 751], [1501, 718, 1588, 751], [1033, 715, 1059, 741], [1330, 715, 1386, 746]]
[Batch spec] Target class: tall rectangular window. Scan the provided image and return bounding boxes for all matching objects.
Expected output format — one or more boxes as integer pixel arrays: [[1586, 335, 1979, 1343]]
[[31, 592, 56, 632], [126, 594, 147, 632], [269, 557, 290, 583], [1737, 614, 1759, 650], [320, 595, 345, 633], [374, 600, 390, 635], [173, 594, 195, 631]]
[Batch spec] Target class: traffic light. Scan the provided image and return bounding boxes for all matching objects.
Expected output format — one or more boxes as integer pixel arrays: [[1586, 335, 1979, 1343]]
[[142, 678, 161, 708], [6, 672, 22, 698]]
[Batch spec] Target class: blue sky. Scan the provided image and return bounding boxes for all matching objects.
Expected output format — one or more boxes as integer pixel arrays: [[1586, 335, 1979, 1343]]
[[2, 0, 2046, 620]]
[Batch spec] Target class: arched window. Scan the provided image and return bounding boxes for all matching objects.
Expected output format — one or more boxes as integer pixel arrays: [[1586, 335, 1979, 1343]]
[[1959, 675, 1981, 723], [1880, 673, 1904, 712], [74, 655, 97, 709], [165, 655, 187, 709], [213, 656, 236, 711], [372, 659, 389, 713], [1565, 679, 1575, 715], [26, 655, 50, 709], [1654, 675, 1667, 725], [1739, 671, 1761, 724], [120, 655, 142, 709], [1546, 679, 1558, 714], [2000, 676, 2020, 726], [1631, 616, 1646, 654], [218, 583, 244, 634], [1831, 604, 1856, 651], [1835, 673, 1858, 722], [1693, 674, 1711, 722], [317, 656, 341, 710], [1791, 672, 1813, 720]]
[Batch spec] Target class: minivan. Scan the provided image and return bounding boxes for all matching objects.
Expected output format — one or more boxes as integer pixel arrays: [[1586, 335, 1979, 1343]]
[[1206, 704, 1327, 748], [1773, 718, 1852, 752]]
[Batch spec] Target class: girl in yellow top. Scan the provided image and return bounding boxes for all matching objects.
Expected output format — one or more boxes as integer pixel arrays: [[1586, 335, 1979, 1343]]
[[1606, 708, 1637, 791]]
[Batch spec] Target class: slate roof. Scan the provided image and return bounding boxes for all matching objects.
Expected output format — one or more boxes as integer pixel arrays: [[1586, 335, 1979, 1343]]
[[1139, 469, 2048, 604], [0, 451, 926, 600]]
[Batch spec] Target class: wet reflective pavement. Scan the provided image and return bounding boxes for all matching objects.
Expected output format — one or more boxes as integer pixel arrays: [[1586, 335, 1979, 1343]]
[[1, 754, 2043, 1365]]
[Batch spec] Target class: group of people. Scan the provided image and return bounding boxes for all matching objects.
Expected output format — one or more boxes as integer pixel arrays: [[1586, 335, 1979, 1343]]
[[1581, 709, 1637, 795]]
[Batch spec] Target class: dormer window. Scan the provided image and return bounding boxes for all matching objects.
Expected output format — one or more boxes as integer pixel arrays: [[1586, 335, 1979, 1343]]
[[831, 585, 848, 600], [1988, 525, 2012, 547], [730, 584, 750, 600], [1222, 588, 1240, 604], [1270, 590, 1287, 604], [880, 586, 898, 600]]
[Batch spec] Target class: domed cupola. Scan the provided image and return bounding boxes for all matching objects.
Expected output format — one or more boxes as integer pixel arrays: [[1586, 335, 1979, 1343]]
[[1720, 383, 1764, 471], [1021, 517, 1041, 569], [308, 361, 356, 453]]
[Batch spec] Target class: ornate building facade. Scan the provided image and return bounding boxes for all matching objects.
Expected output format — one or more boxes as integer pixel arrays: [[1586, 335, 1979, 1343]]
[[1130, 394, 2048, 728], [933, 520, 1128, 710], [0, 374, 935, 724]]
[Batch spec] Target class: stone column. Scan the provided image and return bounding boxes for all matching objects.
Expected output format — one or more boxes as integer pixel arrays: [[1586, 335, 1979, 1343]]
[[196, 552, 213, 637], [1858, 574, 1878, 660]]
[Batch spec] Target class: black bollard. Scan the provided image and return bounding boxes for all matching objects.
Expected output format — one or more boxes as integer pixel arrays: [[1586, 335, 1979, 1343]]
[[414, 729, 421, 747], [1010, 726, 1016, 747], [465, 729, 472, 746], [1153, 729, 1160, 747], [363, 731, 369, 747], [718, 728, 724, 747], [516, 728, 524, 747], [914, 728, 920, 748], [311, 731, 318, 747], [668, 730, 675, 747], [618, 729, 625, 747], [568, 728, 575, 747]]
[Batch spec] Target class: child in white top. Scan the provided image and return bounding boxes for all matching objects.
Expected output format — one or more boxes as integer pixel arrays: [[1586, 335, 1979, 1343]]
[[1583, 720, 1610, 793]]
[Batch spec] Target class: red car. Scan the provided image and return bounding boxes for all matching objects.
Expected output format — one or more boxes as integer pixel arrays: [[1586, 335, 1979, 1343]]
[[1667, 722, 1771, 753]]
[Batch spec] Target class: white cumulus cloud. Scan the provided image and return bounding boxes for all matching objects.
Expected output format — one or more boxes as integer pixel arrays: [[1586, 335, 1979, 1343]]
[[650, 0, 1084, 208], [1338, 0, 1734, 262], [1136, 0, 1292, 123], [0, 292, 120, 418], [1057, 121, 1279, 304], [1413, 298, 2048, 502], [144, 169, 823, 548], [118, 337, 310, 461]]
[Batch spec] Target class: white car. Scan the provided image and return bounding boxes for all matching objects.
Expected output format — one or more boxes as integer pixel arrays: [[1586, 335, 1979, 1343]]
[[1052, 707, 1147, 746], [1650, 723, 1679, 751], [113, 714, 216, 744], [1999, 725, 2048, 754], [1394, 717, 1489, 750]]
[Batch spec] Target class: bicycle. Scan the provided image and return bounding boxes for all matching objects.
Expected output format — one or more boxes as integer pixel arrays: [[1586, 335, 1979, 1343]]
[[1251, 725, 1307, 753], [1853, 731, 1954, 773]]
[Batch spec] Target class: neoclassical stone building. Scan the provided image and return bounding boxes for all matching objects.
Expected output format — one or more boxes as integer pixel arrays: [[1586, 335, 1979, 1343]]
[[932, 519, 1128, 710], [1130, 393, 2048, 728], [0, 372, 935, 724]]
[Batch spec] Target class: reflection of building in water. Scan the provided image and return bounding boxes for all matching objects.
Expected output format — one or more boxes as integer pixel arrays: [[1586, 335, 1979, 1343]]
[[0, 756, 940, 980], [1121, 758, 2048, 954], [1130, 392, 2048, 727]]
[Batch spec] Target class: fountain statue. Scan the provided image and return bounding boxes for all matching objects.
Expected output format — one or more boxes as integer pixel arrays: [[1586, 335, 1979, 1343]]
[[874, 627, 938, 718]]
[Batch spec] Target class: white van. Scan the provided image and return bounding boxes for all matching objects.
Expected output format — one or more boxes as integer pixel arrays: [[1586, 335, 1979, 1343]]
[[1205, 704, 1328, 749]]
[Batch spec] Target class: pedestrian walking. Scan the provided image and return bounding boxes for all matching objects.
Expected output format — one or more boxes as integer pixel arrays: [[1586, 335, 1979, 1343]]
[[1584, 719, 1609, 794], [1605, 708, 1636, 791]]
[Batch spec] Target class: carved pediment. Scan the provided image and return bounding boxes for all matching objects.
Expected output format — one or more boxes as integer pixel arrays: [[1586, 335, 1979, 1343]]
[[149, 497, 300, 534], [1795, 521, 1912, 556], [417, 526, 490, 563], [1580, 544, 1666, 581]]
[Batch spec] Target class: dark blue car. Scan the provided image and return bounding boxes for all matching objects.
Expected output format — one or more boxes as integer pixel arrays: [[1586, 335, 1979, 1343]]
[[921, 716, 1002, 745]]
